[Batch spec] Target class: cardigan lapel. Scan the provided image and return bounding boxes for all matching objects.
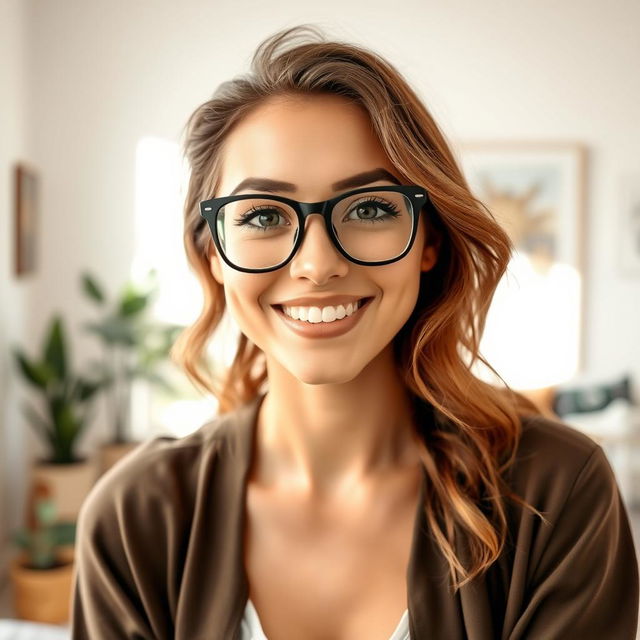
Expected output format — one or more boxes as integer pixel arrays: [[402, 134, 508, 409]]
[[177, 392, 267, 640], [406, 464, 467, 639], [219, 392, 267, 640]]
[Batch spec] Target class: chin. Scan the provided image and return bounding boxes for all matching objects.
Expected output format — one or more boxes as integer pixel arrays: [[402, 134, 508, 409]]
[[287, 361, 363, 386], [297, 370, 358, 386]]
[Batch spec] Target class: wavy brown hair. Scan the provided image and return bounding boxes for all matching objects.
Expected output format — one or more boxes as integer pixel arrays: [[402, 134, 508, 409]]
[[171, 24, 548, 592]]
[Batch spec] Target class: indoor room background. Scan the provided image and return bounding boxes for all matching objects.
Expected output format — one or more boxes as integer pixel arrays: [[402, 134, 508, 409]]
[[1, 0, 639, 632]]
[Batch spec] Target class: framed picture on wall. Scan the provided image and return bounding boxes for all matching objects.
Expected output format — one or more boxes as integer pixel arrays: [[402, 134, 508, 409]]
[[618, 173, 640, 276], [14, 163, 39, 277], [455, 141, 588, 390]]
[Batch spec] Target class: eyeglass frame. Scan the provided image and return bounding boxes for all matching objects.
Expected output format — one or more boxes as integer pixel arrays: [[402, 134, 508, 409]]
[[199, 184, 434, 274]]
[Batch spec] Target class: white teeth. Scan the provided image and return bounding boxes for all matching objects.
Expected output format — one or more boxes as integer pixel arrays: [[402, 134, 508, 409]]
[[321, 307, 336, 322], [282, 299, 365, 323]]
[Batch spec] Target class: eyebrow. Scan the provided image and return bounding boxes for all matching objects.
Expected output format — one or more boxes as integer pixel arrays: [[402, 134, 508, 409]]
[[228, 168, 402, 196]]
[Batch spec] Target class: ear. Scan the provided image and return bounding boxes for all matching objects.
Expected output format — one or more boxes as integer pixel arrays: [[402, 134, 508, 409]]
[[209, 249, 225, 285], [420, 243, 438, 272], [419, 212, 442, 273], [421, 226, 442, 272]]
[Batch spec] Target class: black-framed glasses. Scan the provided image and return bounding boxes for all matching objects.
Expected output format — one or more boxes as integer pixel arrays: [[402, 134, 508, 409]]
[[199, 184, 433, 273]]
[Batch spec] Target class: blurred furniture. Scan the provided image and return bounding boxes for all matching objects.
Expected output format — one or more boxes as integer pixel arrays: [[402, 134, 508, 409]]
[[552, 374, 640, 508]]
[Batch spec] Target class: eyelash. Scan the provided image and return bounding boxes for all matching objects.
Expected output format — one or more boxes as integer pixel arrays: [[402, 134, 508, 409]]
[[235, 205, 289, 230], [233, 196, 402, 231], [350, 197, 402, 221]]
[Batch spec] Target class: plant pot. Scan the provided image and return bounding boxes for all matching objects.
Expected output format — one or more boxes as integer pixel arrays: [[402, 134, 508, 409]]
[[98, 441, 141, 476], [10, 546, 75, 624], [30, 456, 99, 524]]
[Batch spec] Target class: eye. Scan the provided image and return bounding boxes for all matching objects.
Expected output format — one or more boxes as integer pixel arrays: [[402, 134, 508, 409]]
[[248, 210, 282, 228], [235, 206, 291, 230], [344, 198, 401, 223]]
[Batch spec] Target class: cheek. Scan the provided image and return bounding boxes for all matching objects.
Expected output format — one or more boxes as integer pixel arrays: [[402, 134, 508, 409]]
[[220, 271, 273, 336], [380, 251, 424, 321], [389, 268, 421, 313]]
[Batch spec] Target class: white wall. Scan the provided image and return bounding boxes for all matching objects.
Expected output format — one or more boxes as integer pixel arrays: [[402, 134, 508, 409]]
[[0, 0, 32, 580], [2, 0, 639, 574]]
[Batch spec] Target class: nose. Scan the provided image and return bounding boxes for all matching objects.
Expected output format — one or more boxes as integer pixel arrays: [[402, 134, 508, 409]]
[[288, 213, 349, 284]]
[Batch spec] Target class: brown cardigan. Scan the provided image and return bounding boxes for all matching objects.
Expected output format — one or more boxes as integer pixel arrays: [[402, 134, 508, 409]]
[[70, 392, 639, 639]]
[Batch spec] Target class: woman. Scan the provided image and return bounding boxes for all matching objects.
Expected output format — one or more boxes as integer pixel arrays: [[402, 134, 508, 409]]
[[71, 25, 639, 640]]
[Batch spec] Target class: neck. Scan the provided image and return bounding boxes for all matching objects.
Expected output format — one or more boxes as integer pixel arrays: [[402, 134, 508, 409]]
[[253, 345, 422, 499]]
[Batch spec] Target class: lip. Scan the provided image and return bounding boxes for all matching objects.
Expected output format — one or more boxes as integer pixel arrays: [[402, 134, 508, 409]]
[[271, 297, 373, 339]]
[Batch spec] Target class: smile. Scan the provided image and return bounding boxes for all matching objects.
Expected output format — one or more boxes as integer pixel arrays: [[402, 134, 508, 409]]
[[271, 297, 374, 339]]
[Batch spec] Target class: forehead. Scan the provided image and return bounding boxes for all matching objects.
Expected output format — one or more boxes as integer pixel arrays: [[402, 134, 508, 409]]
[[217, 94, 397, 196]]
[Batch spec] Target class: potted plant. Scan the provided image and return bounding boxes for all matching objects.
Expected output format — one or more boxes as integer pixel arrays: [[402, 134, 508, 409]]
[[10, 479, 76, 623], [80, 269, 182, 473], [13, 315, 103, 523]]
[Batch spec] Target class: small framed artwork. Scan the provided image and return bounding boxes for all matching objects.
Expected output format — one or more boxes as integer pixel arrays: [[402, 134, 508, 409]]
[[618, 173, 640, 276], [456, 141, 588, 389], [14, 163, 39, 277]]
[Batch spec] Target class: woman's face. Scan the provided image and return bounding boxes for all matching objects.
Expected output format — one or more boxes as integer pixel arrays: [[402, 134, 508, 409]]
[[209, 93, 438, 385]]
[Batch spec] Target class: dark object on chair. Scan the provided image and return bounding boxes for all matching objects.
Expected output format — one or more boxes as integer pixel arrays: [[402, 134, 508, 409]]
[[552, 374, 635, 418]]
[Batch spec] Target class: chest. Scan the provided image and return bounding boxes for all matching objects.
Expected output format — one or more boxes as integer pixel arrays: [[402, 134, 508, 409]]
[[242, 475, 421, 640]]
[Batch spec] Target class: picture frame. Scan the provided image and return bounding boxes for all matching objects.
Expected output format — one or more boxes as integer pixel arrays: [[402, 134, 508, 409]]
[[14, 163, 39, 277], [456, 141, 588, 388], [618, 173, 640, 276]]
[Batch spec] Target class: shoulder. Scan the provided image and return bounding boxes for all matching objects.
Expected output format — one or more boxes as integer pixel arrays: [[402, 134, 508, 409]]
[[505, 412, 620, 526], [514, 412, 600, 480], [70, 402, 262, 638], [77, 409, 240, 534], [495, 414, 639, 638]]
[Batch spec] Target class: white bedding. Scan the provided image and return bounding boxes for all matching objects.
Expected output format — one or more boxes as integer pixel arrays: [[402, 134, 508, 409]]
[[0, 620, 70, 640]]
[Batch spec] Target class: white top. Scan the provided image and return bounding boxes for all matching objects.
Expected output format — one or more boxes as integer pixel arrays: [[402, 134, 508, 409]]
[[240, 598, 411, 640]]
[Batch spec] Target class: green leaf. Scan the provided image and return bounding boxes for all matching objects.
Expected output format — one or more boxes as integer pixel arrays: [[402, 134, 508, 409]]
[[84, 360, 114, 383], [57, 404, 80, 443], [21, 402, 55, 445], [81, 272, 106, 304], [12, 529, 31, 549], [165, 324, 184, 341], [136, 346, 165, 369], [44, 316, 67, 380], [29, 529, 57, 568], [47, 394, 81, 460], [13, 350, 54, 388], [51, 521, 76, 546], [83, 317, 137, 346], [73, 377, 104, 401], [118, 291, 149, 317]]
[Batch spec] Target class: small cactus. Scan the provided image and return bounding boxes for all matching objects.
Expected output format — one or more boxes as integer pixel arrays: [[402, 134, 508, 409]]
[[12, 480, 76, 570]]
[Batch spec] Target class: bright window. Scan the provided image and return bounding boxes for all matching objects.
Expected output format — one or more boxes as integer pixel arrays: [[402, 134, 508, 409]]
[[132, 136, 235, 438]]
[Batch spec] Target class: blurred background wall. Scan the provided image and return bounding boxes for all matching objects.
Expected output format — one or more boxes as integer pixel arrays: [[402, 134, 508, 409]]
[[2, 0, 31, 585], [1, 0, 639, 585]]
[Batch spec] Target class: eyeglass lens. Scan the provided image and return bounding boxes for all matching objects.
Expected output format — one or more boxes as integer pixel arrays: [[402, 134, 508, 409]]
[[215, 190, 414, 270]]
